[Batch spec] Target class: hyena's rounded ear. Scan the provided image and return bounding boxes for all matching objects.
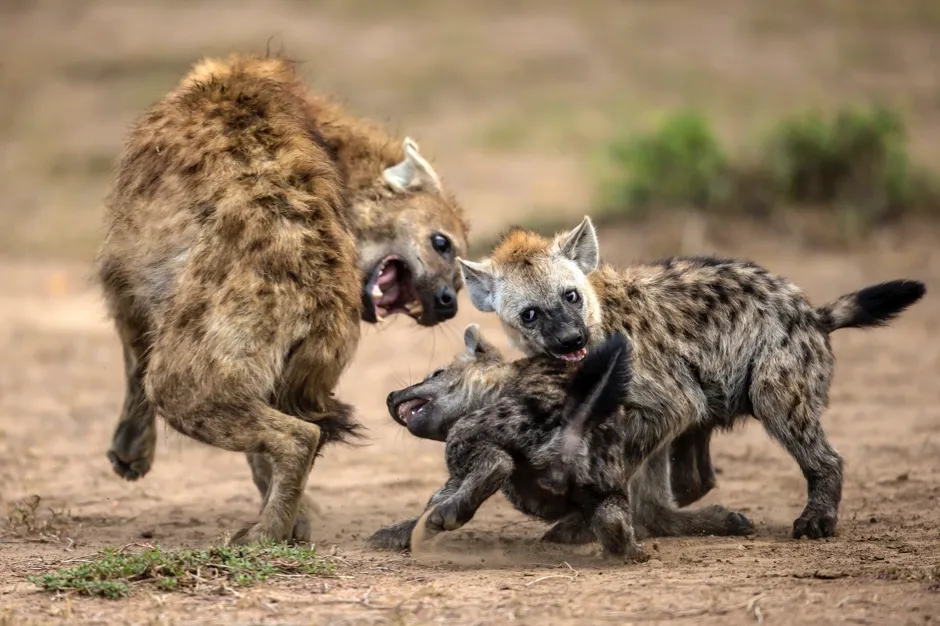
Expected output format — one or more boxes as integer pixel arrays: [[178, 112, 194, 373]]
[[457, 257, 496, 313], [557, 216, 599, 275], [463, 323, 500, 360], [382, 137, 442, 194]]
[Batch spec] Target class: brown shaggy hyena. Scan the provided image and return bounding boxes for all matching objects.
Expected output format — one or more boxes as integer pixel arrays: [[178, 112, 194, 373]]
[[458, 217, 925, 541], [97, 54, 468, 544]]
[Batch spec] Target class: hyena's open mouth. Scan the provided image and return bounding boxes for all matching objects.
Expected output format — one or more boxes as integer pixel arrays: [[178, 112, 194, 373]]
[[367, 256, 422, 321], [392, 397, 429, 427], [555, 348, 588, 362]]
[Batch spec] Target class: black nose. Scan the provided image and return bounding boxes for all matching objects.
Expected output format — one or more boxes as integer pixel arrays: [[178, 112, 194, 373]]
[[557, 330, 585, 353], [433, 284, 457, 316]]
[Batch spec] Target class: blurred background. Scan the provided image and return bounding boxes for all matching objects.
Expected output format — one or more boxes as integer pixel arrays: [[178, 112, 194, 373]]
[[1, 2, 940, 622], [3, 0, 940, 258]]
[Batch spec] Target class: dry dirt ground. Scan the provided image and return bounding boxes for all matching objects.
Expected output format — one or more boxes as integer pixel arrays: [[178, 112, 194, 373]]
[[3, 1, 940, 624], [1, 220, 939, 625]]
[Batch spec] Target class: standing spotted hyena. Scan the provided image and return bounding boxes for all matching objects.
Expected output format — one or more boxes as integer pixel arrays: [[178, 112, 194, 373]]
[[457, 217, 925, 540], [97, 54, 468, 544]]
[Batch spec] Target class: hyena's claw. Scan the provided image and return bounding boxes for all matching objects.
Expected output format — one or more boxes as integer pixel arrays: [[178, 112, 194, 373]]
[[793, 512, 837, 539]]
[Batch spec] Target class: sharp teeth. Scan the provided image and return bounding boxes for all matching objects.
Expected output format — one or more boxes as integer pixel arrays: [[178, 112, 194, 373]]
[[405, 301, 424, 317], [371, 284, 383, 299]]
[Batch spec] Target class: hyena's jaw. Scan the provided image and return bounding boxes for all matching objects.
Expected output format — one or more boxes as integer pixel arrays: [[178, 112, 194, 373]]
[[362, 255, 423, 323], [386, 386, 448, 441], [555, 348, 588, 362]]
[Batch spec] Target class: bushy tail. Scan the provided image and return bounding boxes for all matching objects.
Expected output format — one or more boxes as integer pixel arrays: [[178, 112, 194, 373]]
[[816, 280, 925, 333], [539, 333, 633, 493]]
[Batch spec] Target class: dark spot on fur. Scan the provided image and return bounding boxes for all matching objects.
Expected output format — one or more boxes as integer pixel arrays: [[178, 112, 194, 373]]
[[217, 214, 247, 242], [193, 200, 215, 225]]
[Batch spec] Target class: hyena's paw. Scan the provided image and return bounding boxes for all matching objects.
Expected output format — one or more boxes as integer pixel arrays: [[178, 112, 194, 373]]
[[793, 511, 837, 539], [107, 420, 157, 481], [229, 522, 283, 546], [603, 541, 650, 564], [541, 517, 595, 545], [369, 518, 418, 552], [426, 497, 472, 533], [289, 495, 322, 544], [698, 504, 754, 536]]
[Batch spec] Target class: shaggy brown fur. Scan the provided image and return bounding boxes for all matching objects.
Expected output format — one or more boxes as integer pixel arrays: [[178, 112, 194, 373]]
[[97, 53, 468, 544], [458, 217, 925, 543]]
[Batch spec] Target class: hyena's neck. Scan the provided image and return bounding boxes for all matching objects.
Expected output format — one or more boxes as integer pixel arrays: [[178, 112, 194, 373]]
[[584, 268, 615, 345], [306, 95, 405, 195], [588, 263, 666, 342]]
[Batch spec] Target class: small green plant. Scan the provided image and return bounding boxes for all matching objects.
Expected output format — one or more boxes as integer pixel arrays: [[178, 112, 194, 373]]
[[599, 111, 730, 214], [28, 542, 334, 599], [762, 105, 919, 223]]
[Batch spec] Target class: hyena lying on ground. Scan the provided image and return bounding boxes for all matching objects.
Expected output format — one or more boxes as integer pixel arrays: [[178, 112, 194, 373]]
[[457, 217, 925, 543], [370, 325, 754, 558], [97, 54, 468, 544]]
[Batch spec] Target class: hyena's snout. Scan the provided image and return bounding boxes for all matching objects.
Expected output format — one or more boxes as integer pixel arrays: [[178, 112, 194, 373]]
[[432, 283, 458, 320]]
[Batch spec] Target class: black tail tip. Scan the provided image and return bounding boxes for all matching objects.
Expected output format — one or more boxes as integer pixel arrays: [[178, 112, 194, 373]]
[[858, 279, 926, 309]]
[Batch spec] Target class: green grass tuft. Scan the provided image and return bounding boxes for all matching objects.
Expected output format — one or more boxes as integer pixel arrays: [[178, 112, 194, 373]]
[[28, 542, 334, 599]]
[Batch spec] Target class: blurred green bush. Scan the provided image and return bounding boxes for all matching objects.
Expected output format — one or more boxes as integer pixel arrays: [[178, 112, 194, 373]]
[[597, 105, 940, 231]]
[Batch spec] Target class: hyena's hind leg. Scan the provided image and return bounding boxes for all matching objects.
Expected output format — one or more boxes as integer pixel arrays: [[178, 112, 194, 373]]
[[106, 316, 159, 482], [751, 356, 843, 539], [246, 453, 322, 543], [669, 425, 718, 508], [632, 449, 753, 539]]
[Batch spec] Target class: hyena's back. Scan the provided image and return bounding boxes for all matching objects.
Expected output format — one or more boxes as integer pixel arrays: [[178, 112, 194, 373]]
[[594, 256, 836, 424], [98, 55, 361, 445]]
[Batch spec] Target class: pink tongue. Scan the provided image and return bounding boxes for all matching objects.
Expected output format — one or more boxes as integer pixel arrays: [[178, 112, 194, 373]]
[[396, 399, 427, 423], [377, 282, 400, 305], [377, 263, 398, 287]]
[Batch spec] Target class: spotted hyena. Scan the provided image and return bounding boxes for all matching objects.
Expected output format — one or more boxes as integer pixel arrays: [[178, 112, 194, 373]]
[[457, 217, 925, 541], [97, 53, 468, 544], [370, 325, 754, 558]]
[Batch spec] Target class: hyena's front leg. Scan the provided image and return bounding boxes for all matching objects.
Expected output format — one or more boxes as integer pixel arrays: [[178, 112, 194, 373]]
[[411, 443, 514, 547], [369, 479, 461, 551]]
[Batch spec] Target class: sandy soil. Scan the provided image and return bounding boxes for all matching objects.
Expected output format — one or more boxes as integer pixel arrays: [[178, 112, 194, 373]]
[[1, 220, 938, 625]]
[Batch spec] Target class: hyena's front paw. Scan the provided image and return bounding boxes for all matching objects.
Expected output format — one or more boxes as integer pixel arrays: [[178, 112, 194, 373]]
[[369, 518, 419, 551], [541, 517, 595, 545], [793, 510, 837, 539], [427, 498, 467, 532], [107, 420, 157, 481]]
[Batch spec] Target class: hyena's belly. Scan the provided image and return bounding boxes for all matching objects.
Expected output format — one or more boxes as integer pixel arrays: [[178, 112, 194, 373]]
[[502, 464, 578, 522]]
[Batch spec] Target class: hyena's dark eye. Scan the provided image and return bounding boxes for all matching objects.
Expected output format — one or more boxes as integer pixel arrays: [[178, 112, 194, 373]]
[[564, 289, 580, 304], [520, 308, 539, 324], [430, 233, 452, 256]]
